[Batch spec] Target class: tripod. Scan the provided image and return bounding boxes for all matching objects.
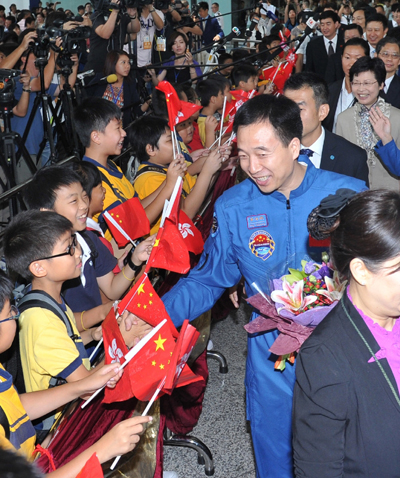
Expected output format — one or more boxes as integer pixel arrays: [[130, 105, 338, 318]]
[[20, 55, 71, 167], [0, 91, 37, 218]]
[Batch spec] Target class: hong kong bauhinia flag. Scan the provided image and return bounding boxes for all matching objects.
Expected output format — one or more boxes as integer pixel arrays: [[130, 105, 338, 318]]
[[102, 308, 133, 404]]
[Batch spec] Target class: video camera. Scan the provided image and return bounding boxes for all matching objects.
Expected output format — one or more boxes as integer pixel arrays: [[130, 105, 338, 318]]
[[94, 0, 140, 14]]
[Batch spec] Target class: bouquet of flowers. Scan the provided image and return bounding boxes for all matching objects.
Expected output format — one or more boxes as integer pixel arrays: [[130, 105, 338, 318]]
[[244, 255, 347, 370]]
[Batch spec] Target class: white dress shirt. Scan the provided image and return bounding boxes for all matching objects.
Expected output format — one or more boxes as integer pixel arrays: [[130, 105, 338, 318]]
[[300, 127, 326, 169], [323, 34, 338, 54], [384, 74, 395, 94], [333, 78, 355, 133]]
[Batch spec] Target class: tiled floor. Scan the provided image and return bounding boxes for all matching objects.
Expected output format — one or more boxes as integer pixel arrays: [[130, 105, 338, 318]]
[[163, 303, 256, 478]]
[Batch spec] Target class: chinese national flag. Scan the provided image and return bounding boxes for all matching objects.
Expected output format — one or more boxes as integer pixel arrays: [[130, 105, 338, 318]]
[[128, 319, 177, 401], [102, 309, 133, 404], [117, 273, 178, 338], [178, 210, 204, 255], [76, 454, 103, 478], [156, 81, 181, 130], [164, 319, 201, 392], [104, 198, 150, 247], [145, 219, 190, 274]]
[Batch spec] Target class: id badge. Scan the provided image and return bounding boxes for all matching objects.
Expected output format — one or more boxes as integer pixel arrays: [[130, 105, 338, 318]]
[[156, 36, 166, 51], [143, 35, 151, 49]]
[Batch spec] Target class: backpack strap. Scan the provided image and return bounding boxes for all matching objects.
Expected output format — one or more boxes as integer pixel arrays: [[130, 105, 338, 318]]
[[18, 291, 79, 388], [0, 405, 10, 440], [134, 165, 188, 198]]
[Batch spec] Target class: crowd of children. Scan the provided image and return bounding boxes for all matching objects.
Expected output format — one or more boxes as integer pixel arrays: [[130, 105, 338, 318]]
[[0, 76, 239, 476]]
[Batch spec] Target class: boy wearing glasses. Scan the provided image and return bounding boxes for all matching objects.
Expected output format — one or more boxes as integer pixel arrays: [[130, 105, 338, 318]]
[[3, 210, 151, 434], [23, 166, 154, 332]]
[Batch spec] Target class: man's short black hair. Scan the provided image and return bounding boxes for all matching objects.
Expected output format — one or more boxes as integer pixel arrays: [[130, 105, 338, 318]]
[[68, 161, 102, 199], [233, 95, 303, 147], [376, 35, 400, 54], [74, 98, 122, 148], [196, 75, 229, 107], [366, 12, 388, 29], [343, 37, 370, 56], [0, 448, 43, 478], [77, 4, 85, 10], [283, 71, 329, 109], [212, 2, 219, 7], [344, 23, 363, 37], [218, 52, 233, 64], [232, 64, 258, 87], [349, 56, 386, 85], [198, 1, 209, 10], [392, 2, 400, 12], [128, 116, 170, 163], [24, 166, 83, 210], [3, 211, 73, 281], [319, 10, 340, 23]]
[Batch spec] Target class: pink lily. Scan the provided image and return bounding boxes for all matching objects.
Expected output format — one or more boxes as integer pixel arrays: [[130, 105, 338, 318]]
[[271, 279, 318, 314], [316, 271, 347, 303]]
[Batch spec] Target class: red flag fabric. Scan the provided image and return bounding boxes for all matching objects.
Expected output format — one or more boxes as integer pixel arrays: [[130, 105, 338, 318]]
[[286, 49, 297, 66], [167, 177, 183, 225], [145, 219, 190, 274], [164, 319, 200, 391], [156, 81, 181, 130], [102, 309, 133, 404], [178, 210, 204, 255], [76, 453, 103, 478], [261, 62, 293, 93], [128, 319, 176, 401], [117, 273, 179, 337], [104, 197, 150, 248], [156, 81, 201, 129]]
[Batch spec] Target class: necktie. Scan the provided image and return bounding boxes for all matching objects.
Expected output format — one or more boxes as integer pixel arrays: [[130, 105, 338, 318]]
[[328, 40, 334, 56], [300, 148, 314, 158]]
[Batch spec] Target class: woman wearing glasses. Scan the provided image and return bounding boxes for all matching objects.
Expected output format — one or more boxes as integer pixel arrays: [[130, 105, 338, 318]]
[[336, 56, 400, 190]]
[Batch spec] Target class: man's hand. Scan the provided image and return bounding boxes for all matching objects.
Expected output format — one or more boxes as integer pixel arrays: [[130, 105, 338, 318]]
[[213, 34, 221, 41], [119, 311, 154, 348], [21, 31, 37, 50]]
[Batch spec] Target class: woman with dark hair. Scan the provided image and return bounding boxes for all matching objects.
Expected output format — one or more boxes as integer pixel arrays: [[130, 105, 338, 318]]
[[293, 188, 400, 478], [284, 3, 298, 31], [336, 56, 400, 189], [89, 50, 149, 128], [150, 32, 202, 85]]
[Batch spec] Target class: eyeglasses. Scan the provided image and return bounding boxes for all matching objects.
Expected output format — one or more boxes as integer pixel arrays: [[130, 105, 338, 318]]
[[0, 305, 20, 324], [32, 234, 78, 262], [379, 51, 400, 59], [351, 80, 378, 87]]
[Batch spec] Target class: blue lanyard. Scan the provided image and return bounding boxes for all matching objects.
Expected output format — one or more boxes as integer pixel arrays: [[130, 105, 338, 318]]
[[111, 84, 123, 104]]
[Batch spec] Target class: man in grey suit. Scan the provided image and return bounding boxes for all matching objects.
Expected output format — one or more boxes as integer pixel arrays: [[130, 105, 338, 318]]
[[284, 72, 369, 185]]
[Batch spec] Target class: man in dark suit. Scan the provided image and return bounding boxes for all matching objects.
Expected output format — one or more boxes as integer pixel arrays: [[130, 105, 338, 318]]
[[324, 23, 364, 84], [305, 10, 344, 79], [324, 37, 369, 132], [197, 1, 224, 52], [388, 2, 400, 30], [377, 36, 400, 109], [284, 71, 369, 184]]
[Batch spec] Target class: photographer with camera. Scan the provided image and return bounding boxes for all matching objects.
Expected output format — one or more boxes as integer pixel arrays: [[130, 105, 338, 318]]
[[84, 0, 140, 74], [154, 0, 183, 61], [136, 0, 164, 67]]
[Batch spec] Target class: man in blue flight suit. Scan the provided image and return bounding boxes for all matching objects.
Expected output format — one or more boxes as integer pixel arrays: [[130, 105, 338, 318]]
[[162, 95, 367, 478]]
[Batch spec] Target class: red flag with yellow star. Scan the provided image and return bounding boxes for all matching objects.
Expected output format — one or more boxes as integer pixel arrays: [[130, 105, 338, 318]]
[[164, 319, 201, 392], [102, 308, 134, 404], [104, 197, 150, 248], [117, 273, 179, 338], [145, 219, 190, 275], [76, 453, 103, 478], [128, 319, 176, 401]]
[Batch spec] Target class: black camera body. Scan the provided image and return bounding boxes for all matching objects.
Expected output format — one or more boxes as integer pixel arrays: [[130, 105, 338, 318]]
[[154, 0, 170, 10]]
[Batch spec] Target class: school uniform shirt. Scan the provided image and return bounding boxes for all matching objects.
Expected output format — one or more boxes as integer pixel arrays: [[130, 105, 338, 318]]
[[83, 156, 137, 240], [19, 302, 90, 394], [0, 364, 36, 457], [63, 230, 118, 311], [197, 114, 208, 147], [134, 161, 196, 234]]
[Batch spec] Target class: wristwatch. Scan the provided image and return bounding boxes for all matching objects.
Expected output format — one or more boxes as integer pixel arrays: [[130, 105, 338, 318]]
[[149, 9, 155, 12]]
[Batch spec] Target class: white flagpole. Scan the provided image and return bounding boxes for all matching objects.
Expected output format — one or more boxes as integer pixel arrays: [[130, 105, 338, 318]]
[[165, 176, 183, 219], [104, 211, 136, 246], [110, 376, 167, 470], [81, 319, 167, 409], [218, 96, 227, 149]]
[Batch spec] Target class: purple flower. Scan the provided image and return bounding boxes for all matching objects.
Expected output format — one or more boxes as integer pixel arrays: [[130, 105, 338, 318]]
[[304, 261, 317, 274]]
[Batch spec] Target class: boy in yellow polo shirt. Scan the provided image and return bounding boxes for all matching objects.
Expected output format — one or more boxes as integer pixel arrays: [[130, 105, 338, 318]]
[[129, 116, 228, 234], [0, 267, 151, 473], [74, 98, 186, 242]]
